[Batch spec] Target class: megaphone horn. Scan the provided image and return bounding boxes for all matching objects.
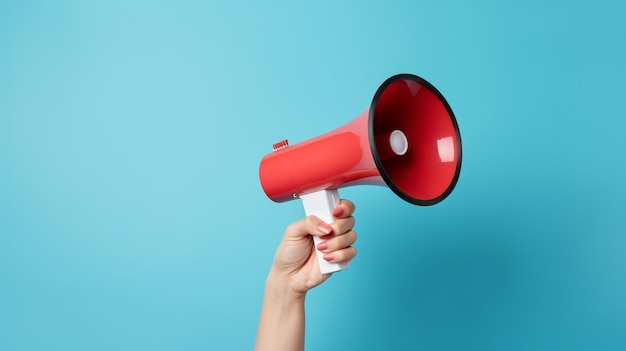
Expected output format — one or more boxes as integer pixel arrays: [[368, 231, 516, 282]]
[[259, 73, 462, 274]]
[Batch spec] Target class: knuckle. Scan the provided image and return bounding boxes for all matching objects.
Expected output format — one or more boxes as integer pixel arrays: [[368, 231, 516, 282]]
[[336, 246, 357, 262], [345, 200, 356, 214], [285, 222, 297, 233], [348, 230, 357, 244], [347, 216, 356, 228], [304, 215, 318, 227]]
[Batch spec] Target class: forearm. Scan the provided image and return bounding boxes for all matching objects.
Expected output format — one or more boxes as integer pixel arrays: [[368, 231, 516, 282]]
[[254, 270, 306, 351]]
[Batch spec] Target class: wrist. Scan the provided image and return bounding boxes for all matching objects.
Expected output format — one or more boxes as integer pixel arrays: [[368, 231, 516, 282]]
[[266, 267, 307, 303], [256, 267, 307, 351]]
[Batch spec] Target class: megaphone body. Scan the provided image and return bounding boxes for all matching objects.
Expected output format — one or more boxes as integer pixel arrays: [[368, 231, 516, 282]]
[[259, 74, 462, 274]]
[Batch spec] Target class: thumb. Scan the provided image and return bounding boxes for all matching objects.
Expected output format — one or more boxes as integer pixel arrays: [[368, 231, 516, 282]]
[[284, 215, 334, 241]]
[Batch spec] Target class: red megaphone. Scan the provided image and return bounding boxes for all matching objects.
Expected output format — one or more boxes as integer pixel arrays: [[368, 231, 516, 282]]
[[259, 74, 462, 274]]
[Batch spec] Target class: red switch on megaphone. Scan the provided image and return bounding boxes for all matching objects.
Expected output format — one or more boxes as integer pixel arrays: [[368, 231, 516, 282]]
[[259, 74, 462, 274]]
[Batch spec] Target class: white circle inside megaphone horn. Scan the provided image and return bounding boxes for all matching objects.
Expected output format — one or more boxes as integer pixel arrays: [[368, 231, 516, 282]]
[[389, 130, 408, 155]]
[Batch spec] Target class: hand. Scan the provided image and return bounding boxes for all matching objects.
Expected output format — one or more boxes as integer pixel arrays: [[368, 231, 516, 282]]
[[255, 199, 357, 351], [270, 199, 357, 297]]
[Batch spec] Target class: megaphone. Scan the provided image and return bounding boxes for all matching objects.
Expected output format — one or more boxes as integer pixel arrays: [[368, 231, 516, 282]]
[[259, 74, 462, 274]]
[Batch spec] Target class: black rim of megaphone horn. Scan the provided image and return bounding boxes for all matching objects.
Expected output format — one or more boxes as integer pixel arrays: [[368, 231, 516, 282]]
[[368, 73, 463, 206]]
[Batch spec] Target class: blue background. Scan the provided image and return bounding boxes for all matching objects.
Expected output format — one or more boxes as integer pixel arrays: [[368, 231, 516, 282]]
[[1, 1, 625, 350]]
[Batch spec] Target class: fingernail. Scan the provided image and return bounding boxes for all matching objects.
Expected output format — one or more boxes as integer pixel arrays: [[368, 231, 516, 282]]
[[332, 206, 344, 217], [323, 254, 334, 261], [316, 223, 332, 235], [317, 242, 328, 251]]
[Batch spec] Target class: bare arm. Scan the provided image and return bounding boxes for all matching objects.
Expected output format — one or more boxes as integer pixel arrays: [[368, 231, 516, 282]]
[[255, 269, 307, 351]]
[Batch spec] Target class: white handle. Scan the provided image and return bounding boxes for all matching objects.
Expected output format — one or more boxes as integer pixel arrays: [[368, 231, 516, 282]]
[[300, 189, 350, 274]]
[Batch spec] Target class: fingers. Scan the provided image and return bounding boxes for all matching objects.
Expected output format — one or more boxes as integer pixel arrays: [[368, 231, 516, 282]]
[[327, 199, 355, 236], [318, 198, 357, 263], [283, 198, 357, 264], [317, 229, 356, 253], [320, 244, 357, 263], [285, 199, 356, 240], [331, 199, 356, 219], [315, 198, 355, 238], [284, 216, 330, 241]]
